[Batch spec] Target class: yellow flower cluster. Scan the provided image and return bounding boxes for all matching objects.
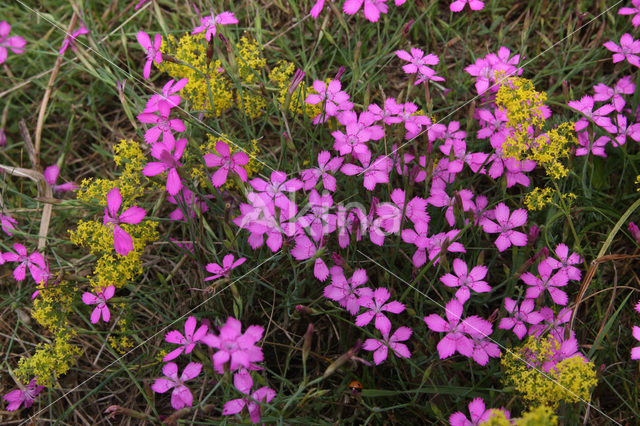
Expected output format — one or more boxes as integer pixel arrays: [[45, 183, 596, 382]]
[[16, 282, 81, 386], [496, 72, 577, 179], [501, 335, 597, 408], [270, 60, 321, 118], [16, 334, 82, 387], [108, 317, 136, 355], [524, 187, 554, 211], [481, 406, 557, 426]]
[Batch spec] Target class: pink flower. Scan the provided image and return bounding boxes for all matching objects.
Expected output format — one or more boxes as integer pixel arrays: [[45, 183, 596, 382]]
[[59, 26, 89, 55], [223, 370, 276, 423], [103, 187, 146, 256], [593, 76, 635, 112], [341, 153, 392, 191], [480, 203, 527, 252], [192, 11, 238, 41], [498, 298, 543, 339], [43, 164, 78, 192], [355, 287, 405, 334], [81, 285, 115, 323], [323, 266, 373, 315], [0, 21, 26, 65], [470, 333, 501, 366], [204, 141, 249, 187], [310, 0, 328, 18], [2, 243, 47, 282], [205, 254, 246, 281], [362, 326, 412, 364], [620, 0, 640, 27], [427, 229, 466, 263], [3, 378, 44, 411], [137, 111, 185, 146], [144, 78, 188, 116], [568, 95, 615, 133], [136, 31, 162, 79], [301, 151, 344, 192], [344, 0, 389, 22], [522, 261, 570, 305], [528, 307, 572, 338], [201, 317, 264, 374], [449, 398, 507, 426], [0, 213, 17, 236], [612, 114, 640, 147], [305, 80, 353, 124], [290, 233, 330, 281], [163, 316, 208, 361], [297, 190, 337, 242], [603, 33, 640, 67], [450, 0, 484, 12], [250, 170, 303, 216], [401, 220, 431, 267], [142, 138, 186, 195], [424, 298, 480, 359], [427, 186, 475, 227], [575, 131, 609, 157], [542, 243, 582, 282], [632, 326, 640, 360], [440, 259, 491, 303], [395, 48, 439, 75], [629, 222, 640, 244], [151, 362, 201, 410]]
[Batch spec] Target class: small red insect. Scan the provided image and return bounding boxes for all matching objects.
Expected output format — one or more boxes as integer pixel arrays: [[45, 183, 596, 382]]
[[348, 380, 363, 394]]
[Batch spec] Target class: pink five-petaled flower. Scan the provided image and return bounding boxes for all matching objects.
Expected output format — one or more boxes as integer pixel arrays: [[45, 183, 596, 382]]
[[204, 141, 249, 187], [151, 362, 201, 410], [449, 398, 508, 426], [395, 48, 439, 75], [163, 316, 208, 361], [0, 213, 17, 236], [498, 298, 543, 339], [480, 203, 527, 252], [142, 138, 186, 195], [568, 95, 615, 133], [450, 0, 484, 12], [201, 317, 264, 374], [43, 164, 78, 192], [522, 261, 570, 305], [632, 326, 640, 360], [192, 11, 238, 41], [137, 111, 185, 146], [362, 326, 412, 365], [324, 266, 373, 315], [144, 78, 188, 116], [301, 151, 344, 192], [223, 370, 276, 424], [424, 298, 491, 359], [542, 243, 583, 281], [136, 31, 162, 79], [2, 243, 47, 283], [355, 287, 405, 334], [593, 76, 635, 112], [440, 259, 491, 304], [340, 153, 393, 191], [305, 79, 353, 124], [291, 233, 330, 281], [620, 0, 640, 27], [344, 0, 389, 22], [103, 187, 146, 256], [3, 378, 44, 411], [604, 33, 640, 67], [205, 254, 246, 281], [59, 26, 89, 55], [81, 285, 115, 323], [0, 21, 26, 65]]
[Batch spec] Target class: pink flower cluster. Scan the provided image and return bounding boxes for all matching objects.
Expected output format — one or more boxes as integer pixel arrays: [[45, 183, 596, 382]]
[[152, 316, 275, 422]]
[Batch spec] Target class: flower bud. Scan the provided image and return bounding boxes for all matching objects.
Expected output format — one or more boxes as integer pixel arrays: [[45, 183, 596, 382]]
[[629, 222, 640, 244]]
